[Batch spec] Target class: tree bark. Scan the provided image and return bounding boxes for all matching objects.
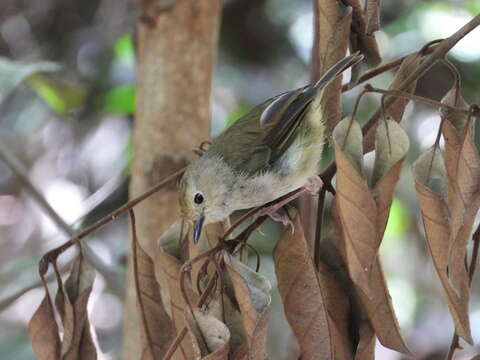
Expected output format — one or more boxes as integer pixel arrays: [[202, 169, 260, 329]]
[[123, 1, 221, 357]]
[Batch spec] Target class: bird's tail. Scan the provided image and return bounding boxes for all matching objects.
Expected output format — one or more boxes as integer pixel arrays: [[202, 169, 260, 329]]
[[309, 52, 364, 95]]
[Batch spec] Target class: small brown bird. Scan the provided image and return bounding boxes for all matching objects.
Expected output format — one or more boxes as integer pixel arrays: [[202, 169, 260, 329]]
[[179, 53, 363, 242]]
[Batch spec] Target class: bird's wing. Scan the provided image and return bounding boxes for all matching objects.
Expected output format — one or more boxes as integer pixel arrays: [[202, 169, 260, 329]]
[[210, 53, 363, 174]]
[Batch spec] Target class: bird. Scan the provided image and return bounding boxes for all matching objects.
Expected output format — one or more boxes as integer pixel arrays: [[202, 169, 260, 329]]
[[179, 53, 363, 242]]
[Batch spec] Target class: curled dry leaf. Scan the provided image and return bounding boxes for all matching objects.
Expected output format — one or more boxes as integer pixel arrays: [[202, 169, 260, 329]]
[[365, 0, 381, 35], [354, 320, 375, 360], [333, 118, 409, 291], [331, 201, 410, 354], [274, 209, 353, 360], [28, 295, 61, 360], [441, 87, 480, 295], [185, 308, 230, 359], [131, 210, 175, 359], [342, 0, 382, 66], [311, 0, 352, 138], [333, 118, 375, 294], [54, 254, 97, 360], [364, 0, 381, 35], [413, 149, 473, 343], [363, 52, 421, 152], [224, 254, 271, 360], [157, 221, 197, 359], [204, 277, 246, 353], [318, 235, 373, 360], [189, 220, 230, 295], [332, 117, 410, 353]]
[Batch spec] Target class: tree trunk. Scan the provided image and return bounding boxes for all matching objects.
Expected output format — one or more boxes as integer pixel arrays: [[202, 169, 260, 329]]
[[123, 1, 221, 357]]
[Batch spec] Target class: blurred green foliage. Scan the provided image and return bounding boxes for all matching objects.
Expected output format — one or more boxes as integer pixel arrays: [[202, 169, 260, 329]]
[[225, 105, 249, 128], [26, 74, 87, 116], [113, 35, 135, 67], [100, 85, 136, 115]]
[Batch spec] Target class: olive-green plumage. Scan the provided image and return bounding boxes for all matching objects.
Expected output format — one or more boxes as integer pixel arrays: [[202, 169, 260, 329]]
[[179, 53, 363, 242]]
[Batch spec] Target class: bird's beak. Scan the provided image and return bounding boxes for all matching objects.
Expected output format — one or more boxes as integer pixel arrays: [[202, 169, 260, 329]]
[[193, 214, 205, 244]]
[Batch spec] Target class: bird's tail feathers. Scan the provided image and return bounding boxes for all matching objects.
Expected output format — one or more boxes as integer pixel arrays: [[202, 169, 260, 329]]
[[310, 52, 364, 94]]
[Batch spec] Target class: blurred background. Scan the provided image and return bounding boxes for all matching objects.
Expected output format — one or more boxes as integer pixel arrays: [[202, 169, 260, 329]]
[[0, 0, 479, 359]]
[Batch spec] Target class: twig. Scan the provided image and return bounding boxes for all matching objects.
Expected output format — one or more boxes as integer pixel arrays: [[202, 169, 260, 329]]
[[0, 264, 68, 312], [341, 39, 439, 92], [361, 14, 480, 140], [314, 187, 327, 269], [320, 15, 480, 189], [221, 187, 306, 241], [129, 209, 156, 359], [0, 140, 125, 296], [363, 85, 480, 118], [38, 168, 185, 277]]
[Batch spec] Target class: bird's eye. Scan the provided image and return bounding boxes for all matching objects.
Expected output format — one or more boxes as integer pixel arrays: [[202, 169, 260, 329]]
[[194, 193, 204, 204]]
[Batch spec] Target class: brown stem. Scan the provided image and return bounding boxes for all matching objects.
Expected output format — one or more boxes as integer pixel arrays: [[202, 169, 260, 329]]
[[0, 139, 125, 296], [320, 16, 480, 189], [341, 41, 438, 92], [364, 85, 480, 117], [38, 168, 185, 277], [221, 187, 306, 241], [129, 209, 155, 359], [361, 14, 480, 142], [314, 186, 327, 269]]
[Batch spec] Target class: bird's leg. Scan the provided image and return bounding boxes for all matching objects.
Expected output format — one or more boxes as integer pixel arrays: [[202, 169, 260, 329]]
[[256, 176, 323, 227]]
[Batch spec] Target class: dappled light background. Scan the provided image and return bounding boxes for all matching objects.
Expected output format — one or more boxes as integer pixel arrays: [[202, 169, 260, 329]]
[[0, 0, 479, 359]]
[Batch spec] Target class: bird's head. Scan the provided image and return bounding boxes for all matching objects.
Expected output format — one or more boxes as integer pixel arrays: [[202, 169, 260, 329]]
[[179, 155, 233, 243]]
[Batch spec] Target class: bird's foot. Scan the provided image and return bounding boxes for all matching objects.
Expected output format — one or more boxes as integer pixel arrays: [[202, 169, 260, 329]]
[[257, 206, 294, 228], [305, 175, 323, 195]]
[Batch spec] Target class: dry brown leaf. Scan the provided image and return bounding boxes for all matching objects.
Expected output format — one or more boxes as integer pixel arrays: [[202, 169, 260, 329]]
[[311, 1, 352, 138], [318, 259, 355, 359], [204, 280, 246, 353], [320, 228, 378, 360], [158, 222, 197, 359], [331, 202, 410, 354], [189, 220, 230, 295], [131, 210, 176, 360], [364, 52, 421, 152], [54, 254, 96, 360], [185, 308, 230, 359], [332, 118, 410, 353], [318, 235, 362, 358], [230, 343, 248, 360], [413, 149, 473, 344], [364, 0, 381, 35], [343, 0, 381, 66], [333, 119, 408, 295], [224, 254, 271, 360], [441, 88, 480, 295], [333, 118, 377, 294], [28, 295, 61, 360], [274, 209, 353, 360], [354, 320, 375, 360]]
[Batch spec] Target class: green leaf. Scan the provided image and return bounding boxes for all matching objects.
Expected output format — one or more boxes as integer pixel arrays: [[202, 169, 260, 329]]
[[101, 85, 136, 115]]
